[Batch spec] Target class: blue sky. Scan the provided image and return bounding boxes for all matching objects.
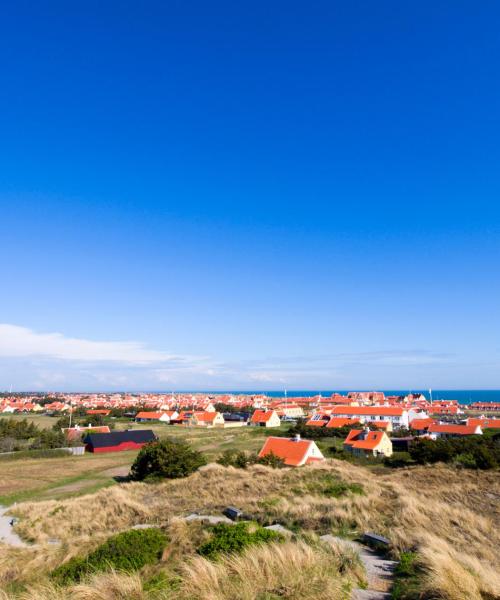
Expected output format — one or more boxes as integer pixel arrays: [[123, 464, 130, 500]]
[[0, 1, 499, 391]]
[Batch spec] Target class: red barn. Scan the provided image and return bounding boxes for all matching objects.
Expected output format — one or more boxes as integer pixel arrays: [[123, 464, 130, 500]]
[[83, 430, 156, 453]]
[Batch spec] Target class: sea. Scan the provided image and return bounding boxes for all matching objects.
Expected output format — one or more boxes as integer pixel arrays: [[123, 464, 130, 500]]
[[193, 390, 500, 405]]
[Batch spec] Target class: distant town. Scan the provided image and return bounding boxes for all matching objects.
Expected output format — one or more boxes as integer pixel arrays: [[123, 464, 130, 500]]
[[1, 390, 498, 460]]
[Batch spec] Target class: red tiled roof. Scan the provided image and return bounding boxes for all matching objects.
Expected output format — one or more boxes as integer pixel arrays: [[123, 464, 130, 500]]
[[332, 406, 404, 416], [251, 410, 277, 423], [258, 436, 316, 466], [194, 411, 219, 422], [344, 429, 386, 450], [428, 424, 480, 435], [325, 417, 360, 428], [467, 418, 500, 429], [410, 418, 435, 431], [136, 411, 164, 420], [305, 418, 327, 427]]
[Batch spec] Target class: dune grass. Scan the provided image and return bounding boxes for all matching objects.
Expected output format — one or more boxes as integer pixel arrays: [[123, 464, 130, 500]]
[[0, 454, 498, 599]]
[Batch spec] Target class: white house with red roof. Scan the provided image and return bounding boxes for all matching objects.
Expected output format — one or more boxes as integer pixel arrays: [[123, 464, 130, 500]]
[[258, 435, 324, 466], [466, 417, 500, 429], [135, 411, 178, 423], [427, 423, 482, 439], [331, 405, 409, 428]]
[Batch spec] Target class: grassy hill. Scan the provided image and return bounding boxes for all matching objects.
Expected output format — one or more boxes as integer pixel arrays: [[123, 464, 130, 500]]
[[0, 456, 498, 600]]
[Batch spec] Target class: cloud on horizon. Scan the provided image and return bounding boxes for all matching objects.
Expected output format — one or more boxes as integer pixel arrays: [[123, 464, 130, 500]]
[[0, 323, 495, 391], [0, 324, 200, 365]]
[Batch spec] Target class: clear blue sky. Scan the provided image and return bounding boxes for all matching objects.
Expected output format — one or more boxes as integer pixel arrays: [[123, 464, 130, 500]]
[[0, 1, 499, 391]]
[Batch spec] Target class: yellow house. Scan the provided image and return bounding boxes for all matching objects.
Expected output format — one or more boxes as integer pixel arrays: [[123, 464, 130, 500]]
[[192, 411, 225, 427], [343, 429, 393, 458], [250, 409, 281, 428]]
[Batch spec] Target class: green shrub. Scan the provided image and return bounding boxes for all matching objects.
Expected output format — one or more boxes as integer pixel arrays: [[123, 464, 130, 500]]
[[197, 522, 283, 559], [383, 452, 414, 468], [292, 473, 364, 498], [409, 437, 499, 469], [322, 480, 364, 497], [52, 528, 167, 584], [391, 551, 423, 600], [130, 438, 206, 481], [217, 449, 253, 469], [256, 451, 285, 468]]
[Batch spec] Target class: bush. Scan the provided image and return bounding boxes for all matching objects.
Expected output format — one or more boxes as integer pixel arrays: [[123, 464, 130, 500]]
[[52, 528, 167, 584], [217, 449, 253, 469], [197, 522, 283, 559], [256, 451, 285, 468], [130, 438, 206, 481], [286, 420, 358, 440], [292, 473, 364, 498], [391, 551, 423, 599], [409, 437, 499, 469], [383, 452, 414, 468]]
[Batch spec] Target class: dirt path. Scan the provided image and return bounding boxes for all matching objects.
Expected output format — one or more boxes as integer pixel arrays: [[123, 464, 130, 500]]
[[320, 535, 396, 600], [0, 505, 29, 548]]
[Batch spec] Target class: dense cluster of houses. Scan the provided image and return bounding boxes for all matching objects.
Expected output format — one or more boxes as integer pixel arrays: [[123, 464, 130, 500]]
[[1, 391, 498, 460]]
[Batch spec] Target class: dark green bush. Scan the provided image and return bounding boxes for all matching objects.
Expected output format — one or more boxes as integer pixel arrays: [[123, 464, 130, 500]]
[[383, 452, 414, 468], [286, 420, 358, 440], [197, 522, 283, 559], [130, 438, 206, 481], [217, 449, 253, 469], [409, 437, 499, 469], [255, 451, 285, 468], [52, 528, 167, 584]]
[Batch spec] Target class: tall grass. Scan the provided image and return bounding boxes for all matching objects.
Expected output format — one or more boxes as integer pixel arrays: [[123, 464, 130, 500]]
[[1, 461, 499, 599]]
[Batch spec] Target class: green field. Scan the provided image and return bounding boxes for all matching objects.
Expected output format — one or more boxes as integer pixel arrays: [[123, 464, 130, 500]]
[[0, 419, 290, 505]]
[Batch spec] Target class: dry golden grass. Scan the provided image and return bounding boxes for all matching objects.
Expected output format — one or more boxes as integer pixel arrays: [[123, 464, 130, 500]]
[[17, 571, 145, 600], [11, 540, 361, 600], [1, 460, 499, 599], [172, 539, 360, 600]]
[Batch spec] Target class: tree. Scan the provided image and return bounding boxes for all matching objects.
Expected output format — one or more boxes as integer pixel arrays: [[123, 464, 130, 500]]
[[130, 439, 206, 481]]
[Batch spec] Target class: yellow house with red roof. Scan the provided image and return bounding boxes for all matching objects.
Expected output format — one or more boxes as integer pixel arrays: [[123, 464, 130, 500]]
[[343, 428, 393, 457], [250, 409, 281, 428]]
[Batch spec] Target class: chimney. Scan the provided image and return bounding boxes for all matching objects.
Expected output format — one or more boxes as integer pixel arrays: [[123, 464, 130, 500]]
[[293, 434, 301, 442]]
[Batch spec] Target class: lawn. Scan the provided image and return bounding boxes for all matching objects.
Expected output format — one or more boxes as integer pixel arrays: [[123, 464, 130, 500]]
[[0, 423, 290, 504], [0, 451, 136, 505]]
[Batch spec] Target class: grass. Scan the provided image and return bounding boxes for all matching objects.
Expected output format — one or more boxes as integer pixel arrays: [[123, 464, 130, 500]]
[[8, 539, 363, 600], [289, 471, 364, 498], [4, 461, 497, 600], [0, 425, 498, 600], [0, 425, 283, 503], [0, 452, 135, 504], [391, 551, 422, 599]]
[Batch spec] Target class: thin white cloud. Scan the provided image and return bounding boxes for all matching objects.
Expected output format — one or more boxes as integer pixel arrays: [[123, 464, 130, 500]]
[[0, 324, 190, 365]]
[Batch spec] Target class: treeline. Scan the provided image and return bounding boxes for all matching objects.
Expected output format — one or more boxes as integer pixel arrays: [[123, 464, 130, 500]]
[[408, 434, 500, 469], [51, 414, 114, 431], [0, 418, 65, 452], [285, 420, 360, 440]]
